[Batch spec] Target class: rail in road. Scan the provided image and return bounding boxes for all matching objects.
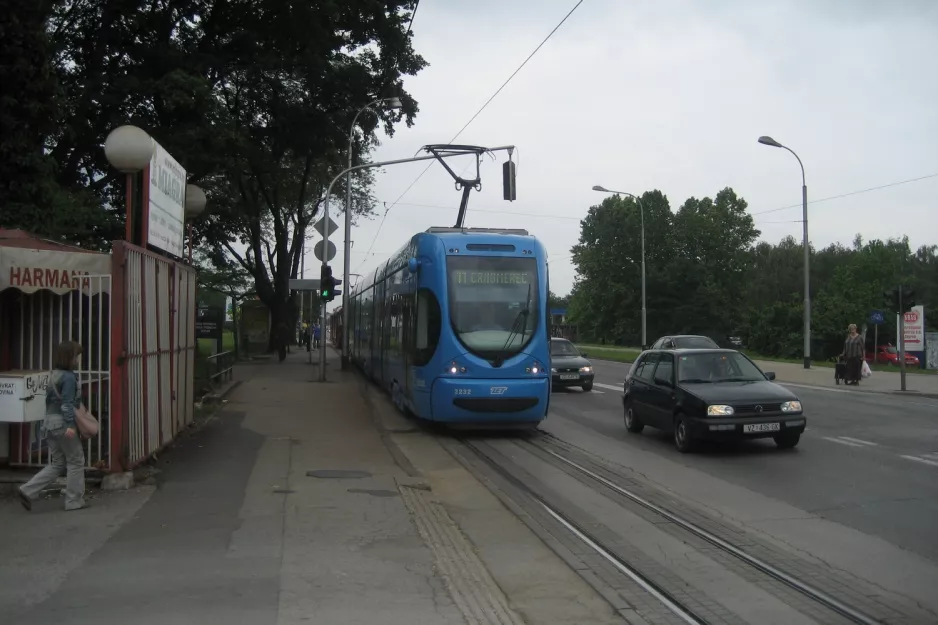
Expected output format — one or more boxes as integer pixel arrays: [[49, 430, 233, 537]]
[[447, 434, 934, 625]]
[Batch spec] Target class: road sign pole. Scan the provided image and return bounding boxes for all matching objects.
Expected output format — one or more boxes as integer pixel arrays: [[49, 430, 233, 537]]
[[899, 286, 906, 392]]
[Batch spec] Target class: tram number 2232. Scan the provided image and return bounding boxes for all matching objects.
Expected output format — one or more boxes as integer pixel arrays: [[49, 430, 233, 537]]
[[454, 388, 472, 396]]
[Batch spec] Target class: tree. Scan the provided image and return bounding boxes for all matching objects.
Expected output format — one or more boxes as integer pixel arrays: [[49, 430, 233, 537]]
[[192, 1, 426, 359], [40, 0, 427, 359], [567, 186, 937, 361], [568, 190, 674, 344], [0, 0, 109, 246], [548, 291, 569, 310]]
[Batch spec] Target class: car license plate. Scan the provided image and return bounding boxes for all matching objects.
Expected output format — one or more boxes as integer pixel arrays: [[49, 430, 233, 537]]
[[559, 374, 579, 380], [743, 423, 780, 433]]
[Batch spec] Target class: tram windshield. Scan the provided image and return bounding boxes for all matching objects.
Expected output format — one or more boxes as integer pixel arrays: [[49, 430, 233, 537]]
[[447, 256, 540, 360]]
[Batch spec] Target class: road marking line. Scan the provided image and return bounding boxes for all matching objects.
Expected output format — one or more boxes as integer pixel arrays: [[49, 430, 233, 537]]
[[780, 383, 853, 394], [837, 436, 878, 446], [900, 455, 938, 468], [822, 437, 867, 448], [593, 382, 622, 392], [924, 452, 938, 461], [589, 389, 605, 394]]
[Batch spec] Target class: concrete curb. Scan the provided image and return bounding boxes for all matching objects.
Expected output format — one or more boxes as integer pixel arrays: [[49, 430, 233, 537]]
[[588, 357, 938, 400]]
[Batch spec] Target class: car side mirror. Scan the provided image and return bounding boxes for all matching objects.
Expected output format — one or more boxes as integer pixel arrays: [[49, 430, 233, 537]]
[[654, 375, 673, 387], [765, 372, 776, 381], [580, 351, 588, 358]]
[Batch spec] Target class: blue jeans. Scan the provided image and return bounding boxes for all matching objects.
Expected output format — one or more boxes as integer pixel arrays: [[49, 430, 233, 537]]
[[20, 426, 86, 510]]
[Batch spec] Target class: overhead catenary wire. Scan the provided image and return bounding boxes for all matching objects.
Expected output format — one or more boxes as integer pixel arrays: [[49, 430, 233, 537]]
[[751, 172, 938, 216], [355, 0, 586, 272]]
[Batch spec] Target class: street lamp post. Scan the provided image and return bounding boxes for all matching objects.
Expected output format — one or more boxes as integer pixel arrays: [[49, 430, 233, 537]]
[[758, 135, 811, 369], [592, 185, 647, 349], [184, 184, 207, 262], [342, 96, 403, 369], [104, 125, 155, 246]]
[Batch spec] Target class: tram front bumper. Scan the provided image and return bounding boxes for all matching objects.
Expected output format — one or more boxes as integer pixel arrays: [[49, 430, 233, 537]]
[[431, 377, 549, 423]]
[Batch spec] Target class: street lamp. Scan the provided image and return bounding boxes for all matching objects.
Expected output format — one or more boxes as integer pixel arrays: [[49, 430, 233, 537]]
[[341, 96, 403, 368], [592, 185, 647, 349], [184, 184, 207, 262], [104, 125, 154, 245], [758, 135, 811, 369]]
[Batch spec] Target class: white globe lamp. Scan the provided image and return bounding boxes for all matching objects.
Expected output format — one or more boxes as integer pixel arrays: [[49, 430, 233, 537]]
[[104, 125, 154, 172]]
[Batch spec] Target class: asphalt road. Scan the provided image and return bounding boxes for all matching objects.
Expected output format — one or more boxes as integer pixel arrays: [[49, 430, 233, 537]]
[[546, 357, 938, 563]]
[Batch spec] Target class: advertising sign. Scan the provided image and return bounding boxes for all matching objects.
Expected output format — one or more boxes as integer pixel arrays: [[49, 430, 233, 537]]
[[148, 140, 186, 257], [0, 247, 111, 294], [897, 305, 925, 351], [925, 332, 938, 370], [196, 306, 225, 340]]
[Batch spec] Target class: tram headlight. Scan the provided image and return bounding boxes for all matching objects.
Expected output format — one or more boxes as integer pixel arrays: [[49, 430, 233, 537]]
[[446, 361, 467, 374], [526, 361, 544, 374]]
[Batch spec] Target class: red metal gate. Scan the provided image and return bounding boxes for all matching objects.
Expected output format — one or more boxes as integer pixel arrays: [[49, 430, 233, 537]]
[[110, 242, 197, 470]]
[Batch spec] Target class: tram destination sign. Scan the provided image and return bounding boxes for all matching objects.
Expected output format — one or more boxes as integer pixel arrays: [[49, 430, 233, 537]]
[[452, 270, 531, 285]]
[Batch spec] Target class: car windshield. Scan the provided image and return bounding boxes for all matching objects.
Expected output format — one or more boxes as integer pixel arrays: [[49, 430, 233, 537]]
[[678, 352, 766, 383], [674, 336, 719, 348], [447, 256, 539, 359], [550, 340, 579, 356]]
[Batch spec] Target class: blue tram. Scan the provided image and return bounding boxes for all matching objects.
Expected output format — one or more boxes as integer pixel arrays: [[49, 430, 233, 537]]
[[343, 227, 551, 426]]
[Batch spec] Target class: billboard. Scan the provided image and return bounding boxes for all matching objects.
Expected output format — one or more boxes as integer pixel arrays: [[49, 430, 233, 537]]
[[148, 140, 186, 257], [897, 305, 925, 351]]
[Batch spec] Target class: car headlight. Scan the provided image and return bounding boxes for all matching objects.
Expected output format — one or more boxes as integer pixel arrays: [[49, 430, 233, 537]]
[[551, 367, 558, 373], [707, 405, 735, 416], [580, 366, 592, 373], [781, 401, 802, 413]]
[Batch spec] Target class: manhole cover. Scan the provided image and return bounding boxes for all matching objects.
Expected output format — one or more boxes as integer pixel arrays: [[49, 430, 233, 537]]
[[306, 469, 372, 479], [347, 488, 399, 498]]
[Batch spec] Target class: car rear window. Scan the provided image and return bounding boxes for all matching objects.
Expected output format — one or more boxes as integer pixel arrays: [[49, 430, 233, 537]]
[[675, 336, 719, 348]]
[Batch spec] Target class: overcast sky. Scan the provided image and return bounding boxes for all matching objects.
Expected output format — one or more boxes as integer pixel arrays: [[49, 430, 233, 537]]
[[317, 0, 938, 312]]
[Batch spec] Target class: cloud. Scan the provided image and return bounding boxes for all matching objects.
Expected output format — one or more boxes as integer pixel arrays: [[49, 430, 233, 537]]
[[323, 0, 938, 304]]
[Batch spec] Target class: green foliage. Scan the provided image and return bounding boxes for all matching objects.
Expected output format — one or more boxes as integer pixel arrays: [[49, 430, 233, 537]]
[[569, 189, 936, 360], [0, 0, 113, 247], [3, 0, 427, 359]]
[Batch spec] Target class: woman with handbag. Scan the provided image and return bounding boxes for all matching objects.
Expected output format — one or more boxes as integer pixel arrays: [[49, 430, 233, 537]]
[[18, 340, 88, 511]]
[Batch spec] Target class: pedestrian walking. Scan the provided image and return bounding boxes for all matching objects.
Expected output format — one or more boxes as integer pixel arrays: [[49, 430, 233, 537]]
[[840, 324, 865, 385], [18, 340, 87, 511], [313, 323, 321, 349]]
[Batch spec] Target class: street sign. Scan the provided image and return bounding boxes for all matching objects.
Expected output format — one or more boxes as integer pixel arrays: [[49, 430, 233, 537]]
[[289, 279, 321, 291], [869, 310, 885, 325], [196, 306, 224, 340], [314, 216, 339, 238], [314, 240, 337, 262]]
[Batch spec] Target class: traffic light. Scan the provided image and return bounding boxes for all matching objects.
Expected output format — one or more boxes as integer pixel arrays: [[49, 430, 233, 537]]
[[331, 277, 342, 303], [319, 265, 342, 302], [320, 265, 334, 301], [884, 286, 917, 314], [502, 160, 517, 201], [884, 288, 899, 314]]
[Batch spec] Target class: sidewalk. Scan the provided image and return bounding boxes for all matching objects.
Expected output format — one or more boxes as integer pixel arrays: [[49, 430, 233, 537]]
[[0, 348, 627, 625], [2, 348, 469, 625], [754, 359, 938, 398]]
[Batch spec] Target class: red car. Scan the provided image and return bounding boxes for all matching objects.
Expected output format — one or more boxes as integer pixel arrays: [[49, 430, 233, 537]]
[[866, 344, 920, 366]]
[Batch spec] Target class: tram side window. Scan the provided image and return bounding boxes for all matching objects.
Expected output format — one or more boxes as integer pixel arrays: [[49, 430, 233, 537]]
[[413, 288, 441, 366]]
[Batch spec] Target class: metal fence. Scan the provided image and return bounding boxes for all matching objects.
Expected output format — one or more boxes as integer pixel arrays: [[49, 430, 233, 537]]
[[5, 275, 112, 469], [112, 242, 197, 469]]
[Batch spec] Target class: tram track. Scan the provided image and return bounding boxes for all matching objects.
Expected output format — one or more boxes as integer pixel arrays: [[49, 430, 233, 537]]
[[450, 434, 897, 625]]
